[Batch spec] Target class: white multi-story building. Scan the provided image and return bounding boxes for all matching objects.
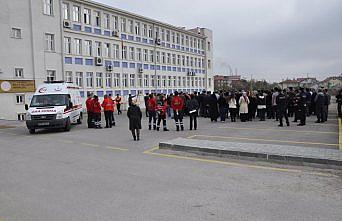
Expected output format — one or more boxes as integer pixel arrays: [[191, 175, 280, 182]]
[[0, 0, 214, 120]]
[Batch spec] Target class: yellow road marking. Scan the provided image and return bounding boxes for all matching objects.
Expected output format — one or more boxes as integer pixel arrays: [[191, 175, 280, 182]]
[[80, 142, 100, 148], [191, 135, 339, 147], [186, 135, 197, 139], [4, 132, 17, 136], [218, 126, 338, 135], [339, 118, 342, 150], [60, 140, 74, 144], [106, 146, 129, 151], [143, 147, 339, 177]]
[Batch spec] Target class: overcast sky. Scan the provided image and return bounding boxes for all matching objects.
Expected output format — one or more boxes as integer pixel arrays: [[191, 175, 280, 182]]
[[98, 0, 341, 82]]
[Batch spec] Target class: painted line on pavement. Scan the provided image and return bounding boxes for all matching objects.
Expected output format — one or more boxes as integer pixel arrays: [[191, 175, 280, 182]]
[[339, 118, 342, 150], [80, 142, 100, 148], [106, 146, 129, 151], [191, 135, 339, 147], [143, 147, 339, 177], [218, 126, 338, 135]]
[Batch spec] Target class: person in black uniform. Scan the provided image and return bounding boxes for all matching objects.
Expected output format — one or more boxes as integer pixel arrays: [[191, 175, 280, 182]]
[[276, 89, 290, 127], [287, 87, 295, 117], [336, 89, 342, 118], [297, 88, 307, 126], [315, 89, 325, 123], [292, 89, 300, 123]]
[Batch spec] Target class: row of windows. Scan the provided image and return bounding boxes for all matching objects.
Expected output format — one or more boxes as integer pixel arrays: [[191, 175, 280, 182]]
[[63, 37, 207, 68], [63, 71, 208, 89], [59, 1, 208, 50]]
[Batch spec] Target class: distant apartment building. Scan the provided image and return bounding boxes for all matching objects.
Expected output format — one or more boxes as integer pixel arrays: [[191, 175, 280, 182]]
[[214, 75, 241, 90], [0, 0, 214, 120]]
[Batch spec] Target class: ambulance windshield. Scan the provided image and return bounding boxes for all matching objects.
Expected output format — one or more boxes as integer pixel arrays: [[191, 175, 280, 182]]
[[30, 94, 69, 107]]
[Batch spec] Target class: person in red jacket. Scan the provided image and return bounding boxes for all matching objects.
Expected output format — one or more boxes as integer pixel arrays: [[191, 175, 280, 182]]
[[156, 96, 169, 131], [171, 91, 184, 131], [102, 95, 114, 128], [92, 95, 102, 129], [146, 94, 157, 130], [86, 93, 93, 128]]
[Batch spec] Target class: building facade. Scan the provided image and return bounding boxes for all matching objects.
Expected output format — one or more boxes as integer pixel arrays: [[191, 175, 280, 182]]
[[0, 0, 214, 120]]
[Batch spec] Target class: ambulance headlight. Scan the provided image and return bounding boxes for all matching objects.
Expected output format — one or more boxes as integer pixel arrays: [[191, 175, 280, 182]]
[[26, 113, 31, 121], [56, 111, 63, 119]]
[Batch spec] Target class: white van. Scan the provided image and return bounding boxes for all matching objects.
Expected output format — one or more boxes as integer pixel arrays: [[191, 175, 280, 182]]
[[25, 81, 83, 134]]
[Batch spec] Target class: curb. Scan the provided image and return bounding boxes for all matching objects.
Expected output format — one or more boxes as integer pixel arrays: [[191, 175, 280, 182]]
[[339, 118, 342, 150], [159, 139, 342, 167]]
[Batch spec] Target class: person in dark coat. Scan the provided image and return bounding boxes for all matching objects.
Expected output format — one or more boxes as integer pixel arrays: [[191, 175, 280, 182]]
[[209, 92, 219, 122], [127, 98, 142, 141], [315, 89, 325, 123], [248, 91, 257, 121], [297, 88, 307, 126], [276, 89, 290, 127], [336, 89, 342, 118], [218, 92, 228, 122], [188, 94, 200, 130]]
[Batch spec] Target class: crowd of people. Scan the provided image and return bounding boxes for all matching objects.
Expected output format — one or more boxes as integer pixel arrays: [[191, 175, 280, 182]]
[[85, 87, 341, 141]]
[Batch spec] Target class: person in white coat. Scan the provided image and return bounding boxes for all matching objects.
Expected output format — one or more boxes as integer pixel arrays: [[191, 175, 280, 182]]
[[239, 92, 250, 122]]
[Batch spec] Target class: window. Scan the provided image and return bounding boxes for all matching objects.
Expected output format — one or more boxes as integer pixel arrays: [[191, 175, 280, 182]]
[[104, 43, 110, 58], [17, 113, 26, 121], [104, 13, 110, 29], [121, 17, 126, 32], [201, 58, 204, 68], [62, 2, 69, 20], [168, 76, 172, 87], [198, 58, 201, 68], [74, 38, 82, 55], [156, 51, 160, 63], [148, 26, 153, 38], [166, 30, 170, 42], [138, 74, 142, 87], [46, 70, 56, 82], [143, 49, 148, 62], [194, 58, 197, 67], [187, 77, 190, 87], [208, 78, 212, 88], [150, 50, 154, 63], [65, 71, 73, 82], [181, 34, 184, 45], [143, 24, 147, 37], [45, 33, 55, 51], [151, 75, 155, 87], [96, 73, 103, 88], [95, 41, 101, 57], [105, 73, 112, 88], [157, 75, 161, 87], [113, 16, 119, 30], [113, 73, 120, 87], [172, 54, 176, 65], [128, 20, 134, 34], [123, 74, 128, 87], [94, 11, 101, 27], [173, 76, 177, 87], [167, 53, 171, 64], [161, 52, 165, 64], [185, 36, 189, 47], [177, 55, 181, 66], [64, 37, 71, 54], [83, 8, 91, 25], [190, 37, 193, 48], [190, 57, 193, 67], [208, 59, 211, 69], [43, 0, 53, 15], [84, 40, 92, 56], [176, 33, 180, 44], [186, 56, 189, 66], [178, 76, 182, 87], [162, 76, 166, 87], [194, 38, 197, 49], [113, 44, 120, 59], [11, 28, 22, 39], [155, 27, 159, 39], [161, 29, 165, 41], [86, 72, 93, 87], [75, 72, 83, 87], [183, 77, 186, 87], [14, 68, 24, 78], [182, 56, 185, 66], [136, 48, 142, 61], [72, 6, 80, 22], [144, 75, 149, 87], [122, 46, 127, 60], [171, 32, 175, 43], [129, 47, 135, 60], [135, 22, 140, 35], [130, 74, 135, 87], [15, 94, 25, 104], [208, 42, 211, 51]]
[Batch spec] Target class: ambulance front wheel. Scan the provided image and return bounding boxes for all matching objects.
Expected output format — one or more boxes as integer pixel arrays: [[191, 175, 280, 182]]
[[64, 118, 71, 132]]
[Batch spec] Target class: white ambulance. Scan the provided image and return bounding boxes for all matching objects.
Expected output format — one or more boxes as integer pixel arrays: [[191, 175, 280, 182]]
[[25, 81, 83, 134]]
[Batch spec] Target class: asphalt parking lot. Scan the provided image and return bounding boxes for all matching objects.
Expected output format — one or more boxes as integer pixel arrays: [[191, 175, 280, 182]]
[[0, 112, 341, 221]]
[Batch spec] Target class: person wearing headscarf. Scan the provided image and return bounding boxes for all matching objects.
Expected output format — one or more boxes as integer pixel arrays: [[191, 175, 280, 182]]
[[239, 92, 250, 122], [127, 98, 142, 141]]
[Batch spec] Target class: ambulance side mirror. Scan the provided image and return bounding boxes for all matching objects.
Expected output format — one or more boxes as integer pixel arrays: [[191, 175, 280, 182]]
[[69, 101, 73, 109], [25, 104, 29, 111]]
